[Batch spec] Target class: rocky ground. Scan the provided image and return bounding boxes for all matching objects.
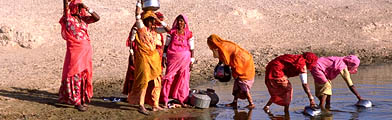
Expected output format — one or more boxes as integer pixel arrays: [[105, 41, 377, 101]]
[[0, 0, 392, 119]]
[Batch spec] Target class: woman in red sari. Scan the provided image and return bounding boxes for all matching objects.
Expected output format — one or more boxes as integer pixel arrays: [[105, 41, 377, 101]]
[[263, 52, 318, 114], [58, 0, 100, 111]]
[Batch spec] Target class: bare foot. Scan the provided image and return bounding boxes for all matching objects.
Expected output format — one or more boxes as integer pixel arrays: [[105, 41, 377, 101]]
[[180, 103, 191, 108], [160, 104, 168, 109], [138, 107, 150, 115], [75, 105, 87, 112], [245, 104, 255, 109], [263, 106, 270, 113], [82, 104, 88, 107], [152, 106, 164, 111], [225, 102, 238, 108]]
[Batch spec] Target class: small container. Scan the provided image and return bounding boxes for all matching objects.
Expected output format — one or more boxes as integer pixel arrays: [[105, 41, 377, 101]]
[[190, 93, 211, 109], [304, 106, 321, 116], [142, 0, 160, 11], [214, 63, 232, 82], [206, 89, 219, 106], [356, 100, 372, 108]]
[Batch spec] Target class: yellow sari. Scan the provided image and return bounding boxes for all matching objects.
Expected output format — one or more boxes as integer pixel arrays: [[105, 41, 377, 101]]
[[128, 26, 162, 107]]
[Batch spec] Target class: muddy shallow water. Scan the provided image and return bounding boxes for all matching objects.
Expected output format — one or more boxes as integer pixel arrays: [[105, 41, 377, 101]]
[[176, 64, 392, 120], [1, 64, 391, 119]]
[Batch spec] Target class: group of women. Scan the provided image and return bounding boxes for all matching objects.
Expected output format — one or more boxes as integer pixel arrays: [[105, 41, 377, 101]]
[[58, 0, 364, 116]]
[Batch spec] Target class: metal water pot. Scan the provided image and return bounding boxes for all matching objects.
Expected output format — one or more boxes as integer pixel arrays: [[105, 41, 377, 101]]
[[142, 0, 160, 11]]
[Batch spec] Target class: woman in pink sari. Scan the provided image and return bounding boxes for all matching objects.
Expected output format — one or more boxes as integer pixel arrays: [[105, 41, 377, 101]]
[[160, 14, 195, 108], [311, 55, 362, 110], [59, 0, 100, 111]]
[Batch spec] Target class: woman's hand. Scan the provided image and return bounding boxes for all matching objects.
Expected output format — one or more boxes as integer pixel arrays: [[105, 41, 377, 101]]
[[310, 99, 317, 108], [80, 3, 88, 9]]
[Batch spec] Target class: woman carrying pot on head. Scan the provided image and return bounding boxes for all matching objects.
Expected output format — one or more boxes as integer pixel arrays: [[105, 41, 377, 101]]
[[127, 0, 170, 115], [311, 55, 362, 110], [207, 34, 255, 109], [59, 0, 100, 111], [160, 14, 195, 108], [263, 52, 318, 114], [122, 12, 166, 103]]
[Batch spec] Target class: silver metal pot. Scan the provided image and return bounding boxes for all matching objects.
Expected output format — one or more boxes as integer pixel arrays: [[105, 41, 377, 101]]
[[142, 0, 160, 11], [303, 106, 321, 116], [356, 99, 372, 108]]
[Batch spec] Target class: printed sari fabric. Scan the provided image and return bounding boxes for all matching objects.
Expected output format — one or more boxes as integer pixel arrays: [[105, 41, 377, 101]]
[[127, 23, 162, 107], [123, 27, 165, 105], [160, 14, 193, 104], [58, 1, 97, 105], [207, 34, 255, 98], [264, 53, 318, 106]]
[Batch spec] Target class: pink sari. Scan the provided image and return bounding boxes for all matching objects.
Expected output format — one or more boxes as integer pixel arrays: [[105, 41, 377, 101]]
[[160, 14, 193, 104], [311, 55, 360, 84]]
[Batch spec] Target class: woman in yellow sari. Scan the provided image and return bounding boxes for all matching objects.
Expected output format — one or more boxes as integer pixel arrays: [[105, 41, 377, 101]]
[[207, 34, 256, 109], [127, 0, 169, 115]]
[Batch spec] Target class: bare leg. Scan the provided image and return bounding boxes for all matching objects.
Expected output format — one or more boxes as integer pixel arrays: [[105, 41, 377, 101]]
[[225, 94, 238, 108], [284, 105, 290, 114], [326, 95, 331, 109], [263, 98, 273, 113], [245, 92, 255, 109], [319, 95, 327, 110]]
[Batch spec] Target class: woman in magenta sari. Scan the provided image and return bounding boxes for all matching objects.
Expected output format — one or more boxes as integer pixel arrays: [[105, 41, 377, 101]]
[[160, 14, 195, 108]]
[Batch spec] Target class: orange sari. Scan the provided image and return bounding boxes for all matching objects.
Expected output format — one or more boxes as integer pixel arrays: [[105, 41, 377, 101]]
[[207, 34, 255, 81], [127, 27, 162, 107]]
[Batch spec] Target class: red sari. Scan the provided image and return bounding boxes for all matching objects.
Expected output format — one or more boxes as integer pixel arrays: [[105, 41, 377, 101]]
[[58, 2, 97, 105], [265, 53, 317, 106]]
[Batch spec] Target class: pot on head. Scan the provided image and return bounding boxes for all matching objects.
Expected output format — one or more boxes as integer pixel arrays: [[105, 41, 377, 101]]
[[142, 0, 160, 11]]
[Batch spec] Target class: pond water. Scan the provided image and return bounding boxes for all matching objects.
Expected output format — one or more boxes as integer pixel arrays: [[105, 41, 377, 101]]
[[166, 64, 392, 120]]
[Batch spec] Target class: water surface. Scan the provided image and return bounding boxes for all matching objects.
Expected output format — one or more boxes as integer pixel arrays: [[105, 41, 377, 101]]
[[161, 64, 392, 119]]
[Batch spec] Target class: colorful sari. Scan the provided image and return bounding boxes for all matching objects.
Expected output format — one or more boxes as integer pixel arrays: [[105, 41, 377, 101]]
[[127, 11, 162, 107], [207, 34, 255, 98], [311, 55, 360, 84], [264, 52, 318, 106], [160, 14, 193, 104], [123, 12, 165, 106], [58, 0, 97, 105]]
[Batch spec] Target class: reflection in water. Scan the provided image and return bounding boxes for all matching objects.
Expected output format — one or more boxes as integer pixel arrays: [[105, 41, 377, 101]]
[[192, 64, 392, 119], [233, 109, 252, 120], [152, 109, 217, 120]]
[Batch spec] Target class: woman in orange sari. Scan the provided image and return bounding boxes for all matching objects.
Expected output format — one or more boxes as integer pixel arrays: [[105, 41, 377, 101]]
[[207, 34, 255, 109], [123, 12, 166, 101], [127, 0, 169, 115], [59, 0, 100, 111], [263, 52, 318, 114]]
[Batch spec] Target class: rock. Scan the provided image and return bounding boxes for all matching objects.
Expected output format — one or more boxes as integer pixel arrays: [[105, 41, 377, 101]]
[[0, 25, 42, 49], [0, 26, 12, 33]]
